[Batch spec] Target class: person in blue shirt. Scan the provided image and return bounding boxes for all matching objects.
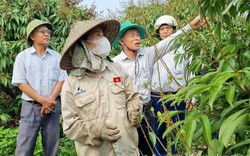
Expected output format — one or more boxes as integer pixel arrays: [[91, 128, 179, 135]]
[[12, 19, 67, 156]]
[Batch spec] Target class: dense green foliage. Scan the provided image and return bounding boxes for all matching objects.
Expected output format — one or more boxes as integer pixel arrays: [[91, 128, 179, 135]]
[[0, 126, 18, 155], [117, 0, 250, 155], [0, 126, 77, 155]]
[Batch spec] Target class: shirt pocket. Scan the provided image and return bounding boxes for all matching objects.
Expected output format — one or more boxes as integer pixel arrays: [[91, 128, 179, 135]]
[[74, 94, 98, 121], [110, 84, 126, 109], [49, 67, 60, 81]]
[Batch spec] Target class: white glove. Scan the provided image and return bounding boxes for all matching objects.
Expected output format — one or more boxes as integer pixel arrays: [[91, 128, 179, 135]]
[[128, 105, 141, 126], [101, 123, 121, 143]]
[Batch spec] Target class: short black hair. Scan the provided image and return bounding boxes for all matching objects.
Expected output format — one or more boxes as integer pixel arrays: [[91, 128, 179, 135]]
[[155, 24, 177, 39]]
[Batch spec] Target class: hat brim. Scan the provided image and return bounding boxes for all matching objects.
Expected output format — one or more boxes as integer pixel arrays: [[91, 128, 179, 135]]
[[60, 19, 120, 70], [112, 24, 146, 46]]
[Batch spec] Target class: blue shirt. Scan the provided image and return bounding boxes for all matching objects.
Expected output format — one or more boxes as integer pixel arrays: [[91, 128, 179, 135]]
[[12, 46, 67, 100], [113, 24, 191, 104]]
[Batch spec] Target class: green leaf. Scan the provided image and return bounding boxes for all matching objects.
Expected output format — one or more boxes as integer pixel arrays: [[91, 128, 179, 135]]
[[184, 120, 196, 147], [200, 115, 212, 144], [185, 84, 210, 99], [0, 18, 4, 27], [243, 50, 250, 59], [217, 44, 236, 60], [208, 84, 220, 110], [222, 0, 235, 15], [211, 72, 235, 86], [221, 59, 235, 72], [214, 22, 222, 42], [199, 71, 217, 83], [162, 120, 185, 138], [239, 76, 247, 90], [223, 14, 231, 26], [148, 131, 156, 146], [236, 0, 244, 11], [219, 109, 248, 147], [225, 85, 235, 107], [199, 94, 210, 108], [225, 139, 250, 153], [14, 16, 19, 25], [1, 58, 6, 69], [221, 99, 248, 119], [3, 78, 8, 87], [208, 139, 224, 156], [0, 113, 10, 123], [1, 44, 7, 54]]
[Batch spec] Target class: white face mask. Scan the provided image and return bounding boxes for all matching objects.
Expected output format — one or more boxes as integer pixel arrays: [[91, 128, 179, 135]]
[[90, 37, 111, 58]]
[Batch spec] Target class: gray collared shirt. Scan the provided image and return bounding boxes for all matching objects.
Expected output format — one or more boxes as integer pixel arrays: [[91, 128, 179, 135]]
[[12, 46, 67, 100], [113, 24, 191, 104]]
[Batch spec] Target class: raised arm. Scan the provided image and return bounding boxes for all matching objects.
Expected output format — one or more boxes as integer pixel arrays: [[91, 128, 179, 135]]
[[145, 15, 207, 66]]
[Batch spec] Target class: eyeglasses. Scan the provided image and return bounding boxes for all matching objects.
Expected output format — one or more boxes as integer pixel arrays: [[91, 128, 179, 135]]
[[38, 29, 52, 35]]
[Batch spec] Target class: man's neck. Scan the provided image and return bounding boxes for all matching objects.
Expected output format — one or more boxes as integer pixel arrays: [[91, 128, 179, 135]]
[[123, 48, 137, 60], [33, 44, 47, 57]]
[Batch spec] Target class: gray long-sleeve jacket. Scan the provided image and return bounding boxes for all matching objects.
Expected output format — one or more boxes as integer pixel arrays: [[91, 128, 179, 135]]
[[61, 60, 142, 156]]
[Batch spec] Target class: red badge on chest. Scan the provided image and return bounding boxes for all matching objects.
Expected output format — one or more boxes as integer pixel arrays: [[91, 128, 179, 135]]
[[113, 76, 121, 83]]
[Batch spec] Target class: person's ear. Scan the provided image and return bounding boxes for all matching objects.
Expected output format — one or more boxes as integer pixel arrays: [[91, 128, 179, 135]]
[[119, 39, 125, 46], [29, 33, 35, 41]]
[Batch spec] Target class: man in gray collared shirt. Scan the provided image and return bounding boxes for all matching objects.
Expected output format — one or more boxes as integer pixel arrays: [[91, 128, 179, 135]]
[[12, 19, 67, 156]]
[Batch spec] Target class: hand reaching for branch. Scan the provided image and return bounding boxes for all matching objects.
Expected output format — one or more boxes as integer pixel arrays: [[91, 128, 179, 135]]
[[190, 15, 208, 29]]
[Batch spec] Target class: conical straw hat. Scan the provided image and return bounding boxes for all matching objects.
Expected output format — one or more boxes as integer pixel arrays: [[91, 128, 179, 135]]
[[60, 19, 120, 70]]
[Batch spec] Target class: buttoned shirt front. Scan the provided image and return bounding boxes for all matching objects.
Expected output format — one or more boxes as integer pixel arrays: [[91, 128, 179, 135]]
[[113, 24, 191, 104], [12, 46, 67, 100]]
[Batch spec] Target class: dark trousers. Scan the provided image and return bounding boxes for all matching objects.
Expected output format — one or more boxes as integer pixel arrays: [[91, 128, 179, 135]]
[[151, 92, 186, 156], [138, 102, 155, 156]]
